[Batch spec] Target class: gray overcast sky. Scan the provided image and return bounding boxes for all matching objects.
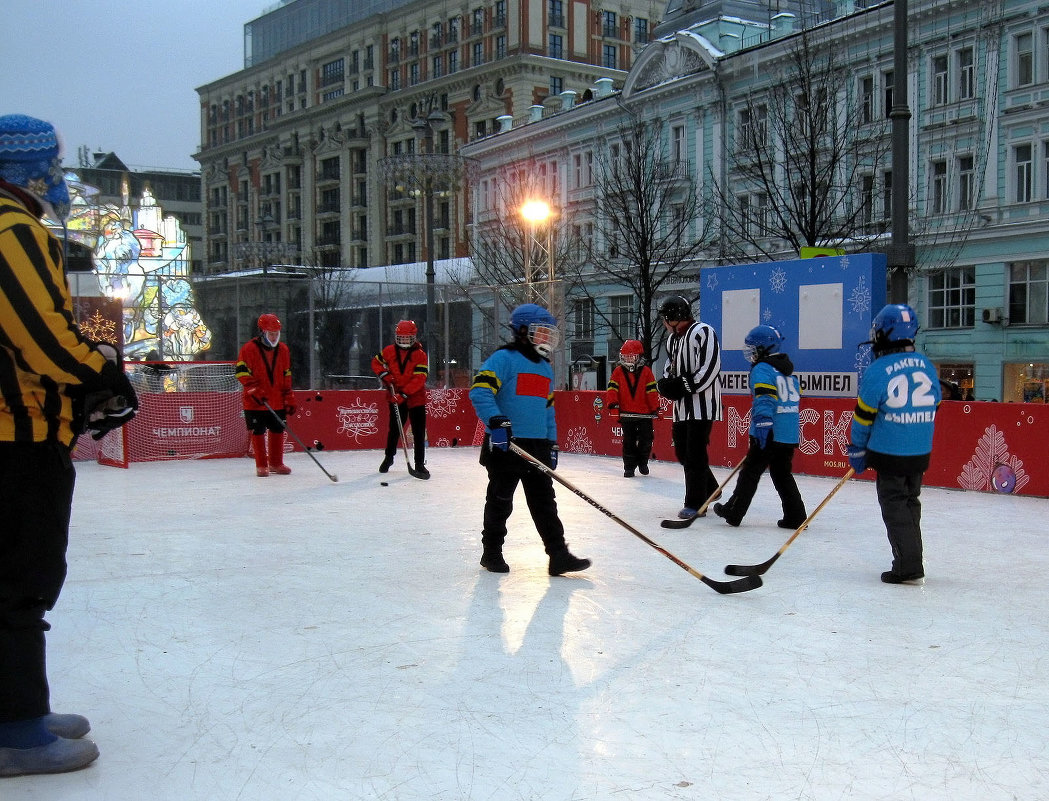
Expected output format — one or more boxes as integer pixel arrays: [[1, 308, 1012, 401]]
[[1, 0, 269, 172]]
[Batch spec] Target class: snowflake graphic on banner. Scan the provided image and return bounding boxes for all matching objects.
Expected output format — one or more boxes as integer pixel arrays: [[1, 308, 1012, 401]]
[[957, 424, 1030, 493], [426, 387, 459, 419], [78, 310, 119, 345], [848, 276, 871, 316], [705, 271, 719, 292], [769, 266, 787, 293], [854, 344, 873, 378], [564, 426, 596, 455]]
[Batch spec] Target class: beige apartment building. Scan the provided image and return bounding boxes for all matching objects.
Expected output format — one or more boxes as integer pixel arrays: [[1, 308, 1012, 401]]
[[194, 0, 663, 278]]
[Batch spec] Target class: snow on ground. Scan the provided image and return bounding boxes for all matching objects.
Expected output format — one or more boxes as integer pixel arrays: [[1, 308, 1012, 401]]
[[6, 447, 1049, 800]]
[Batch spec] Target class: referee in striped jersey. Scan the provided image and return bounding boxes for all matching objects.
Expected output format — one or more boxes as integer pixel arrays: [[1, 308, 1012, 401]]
[[656, 295, 723, 521]]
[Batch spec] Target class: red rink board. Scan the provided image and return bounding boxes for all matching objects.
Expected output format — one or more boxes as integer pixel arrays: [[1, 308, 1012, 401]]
[[77, 387, 1047, 498]]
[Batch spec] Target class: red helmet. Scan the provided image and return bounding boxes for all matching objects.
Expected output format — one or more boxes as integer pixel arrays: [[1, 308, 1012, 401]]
[[258, 313, 281, 332], [620, 339, 643, 367], [395, 319, 418, 348]]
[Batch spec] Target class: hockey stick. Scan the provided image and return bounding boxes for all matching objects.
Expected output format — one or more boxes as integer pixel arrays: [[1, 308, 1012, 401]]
[[261, 400, 338, 482], [508, 442, 761, 594], [724, 467, 855, 576], [660, 457, 745, 529], [387, 387, 428, 480], [617, 412, 658, 419]]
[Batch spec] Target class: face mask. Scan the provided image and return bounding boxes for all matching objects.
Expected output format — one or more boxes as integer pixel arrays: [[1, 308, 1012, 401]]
[[263, 331, 281, 348]]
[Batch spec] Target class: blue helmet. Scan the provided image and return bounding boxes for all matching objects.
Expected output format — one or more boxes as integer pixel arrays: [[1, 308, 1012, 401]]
[[743, 325, 784, 364], [510, 303, 556, 329], [509, 303, 560, 357], [870, 303, 919, 355]]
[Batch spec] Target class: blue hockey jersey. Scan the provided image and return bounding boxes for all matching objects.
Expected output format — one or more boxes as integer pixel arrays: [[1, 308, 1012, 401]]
[[750, 355, 801, 445], [469, 346, 556, 440], [851, 351, 941, 456]]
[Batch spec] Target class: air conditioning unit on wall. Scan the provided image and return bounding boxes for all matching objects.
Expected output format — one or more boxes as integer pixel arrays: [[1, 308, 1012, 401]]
[[982, 307, 1002, 324]]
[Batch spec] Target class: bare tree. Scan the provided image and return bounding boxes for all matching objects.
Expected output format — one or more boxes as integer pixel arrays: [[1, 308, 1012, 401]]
[[713, 31, 891, 262], [567, 118, 715, 365]]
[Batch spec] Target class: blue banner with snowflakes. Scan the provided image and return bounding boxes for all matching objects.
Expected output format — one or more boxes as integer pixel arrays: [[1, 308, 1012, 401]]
[[700, 253, 886, 397]]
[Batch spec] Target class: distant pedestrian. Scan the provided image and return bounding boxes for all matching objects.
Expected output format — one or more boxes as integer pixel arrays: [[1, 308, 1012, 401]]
[[236, 313, 296, 477], [469, 303, 590, 576], [656, 296, 723, 520], [713, 325, 807, 528], [605, 340, 659, 477], [371, 320, 429, 478], [848, 304, 942, 584]]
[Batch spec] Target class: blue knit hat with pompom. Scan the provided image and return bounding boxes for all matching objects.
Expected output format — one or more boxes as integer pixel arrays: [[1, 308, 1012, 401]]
[[0, 114, 70, 219]]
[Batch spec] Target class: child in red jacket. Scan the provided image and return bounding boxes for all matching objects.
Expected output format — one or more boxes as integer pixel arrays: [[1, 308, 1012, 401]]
[[236, 313, 296, 477], [371, 320, 429, 478], [605, 340, 660, 477]]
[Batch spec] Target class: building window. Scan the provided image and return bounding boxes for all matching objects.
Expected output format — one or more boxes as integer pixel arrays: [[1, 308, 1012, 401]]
[[449, 50, 459, 72], [389, 69, 401, 90], [932, 53, 949, 106], [472, 42, 483, 66], [859, 174, 875, 226], [432, 54, 443, 78], [635, 17, 649, 44], [672, 124, 686, 163], [927, 268, 975, 328], [1014, 143, 1033, 203], [603, 44, 617, 69], [930, 159, 948, 214], [610, 295, 635, 338], [957, 154, 975, 210], [320, 58, 344, 87], [549, 33, 563, 59], [1016, 32, 1034, 87], [409, 63, 419, 85], [494, 0, 506, 27], [602, 11, 617, 38], [496, 34, 506, 59], [549, 0, 564, 28], [573, 297, 596, 341], [957, 46, 975, 100], [882, 169, 893, 220], [859, 74, 874, 124], [550, 75, 563, 96], [883, 69, 894, 118], [1009, 260, 1049, 324]]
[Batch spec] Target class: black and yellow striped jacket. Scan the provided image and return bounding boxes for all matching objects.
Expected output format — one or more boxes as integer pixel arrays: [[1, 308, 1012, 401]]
[[1, 191, 108, 446]]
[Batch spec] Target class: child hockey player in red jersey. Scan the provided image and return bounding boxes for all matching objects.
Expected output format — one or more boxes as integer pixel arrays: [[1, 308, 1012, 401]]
[[713, 325, 807, 528], [848, 304, 941, 584], [372, 319, 429, 478], [605, 340, 660, 477], [469, 303, 590, 576], [236, 313, 296, 477]]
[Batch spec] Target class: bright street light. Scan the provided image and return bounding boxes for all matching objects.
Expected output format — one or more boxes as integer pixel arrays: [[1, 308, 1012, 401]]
[[520, 200, 552, 224]]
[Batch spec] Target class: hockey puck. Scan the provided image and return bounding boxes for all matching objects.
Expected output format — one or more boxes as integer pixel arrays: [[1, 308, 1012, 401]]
[[315, 393, 323, 401], [380, 481, 389, 487]]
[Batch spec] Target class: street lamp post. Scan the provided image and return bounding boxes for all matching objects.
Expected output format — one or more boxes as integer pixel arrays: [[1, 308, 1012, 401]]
[[411, 109, 443, 361], [520, 199, 564, 387]]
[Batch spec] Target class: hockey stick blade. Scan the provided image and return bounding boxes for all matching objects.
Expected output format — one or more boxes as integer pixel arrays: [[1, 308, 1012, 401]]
[[701, 572, 763, 594], [408, 467, 430, 480], [660, 515, 701, 529], [723, 468, 855, 577]]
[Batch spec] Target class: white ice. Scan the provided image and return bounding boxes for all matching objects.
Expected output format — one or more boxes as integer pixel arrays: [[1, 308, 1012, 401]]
[[6, 448, 1049, 800]]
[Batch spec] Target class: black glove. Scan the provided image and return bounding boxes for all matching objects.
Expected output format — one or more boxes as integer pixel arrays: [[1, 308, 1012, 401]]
[[657, 377, 688, 401], [547, 442, 559, 470], [86, 394, 137, 440], [488, 415, 512, 451]]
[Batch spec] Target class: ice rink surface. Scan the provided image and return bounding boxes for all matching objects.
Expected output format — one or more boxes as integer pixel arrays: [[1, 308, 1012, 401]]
[[6, 447, 1048, 800]]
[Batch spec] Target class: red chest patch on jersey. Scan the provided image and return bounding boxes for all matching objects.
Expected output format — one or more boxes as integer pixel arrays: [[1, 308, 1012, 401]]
[[516, 372, 550, 398]]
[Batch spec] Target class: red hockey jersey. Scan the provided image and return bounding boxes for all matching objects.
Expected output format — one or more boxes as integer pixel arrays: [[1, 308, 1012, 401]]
[[236, 337, 295, 412]]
